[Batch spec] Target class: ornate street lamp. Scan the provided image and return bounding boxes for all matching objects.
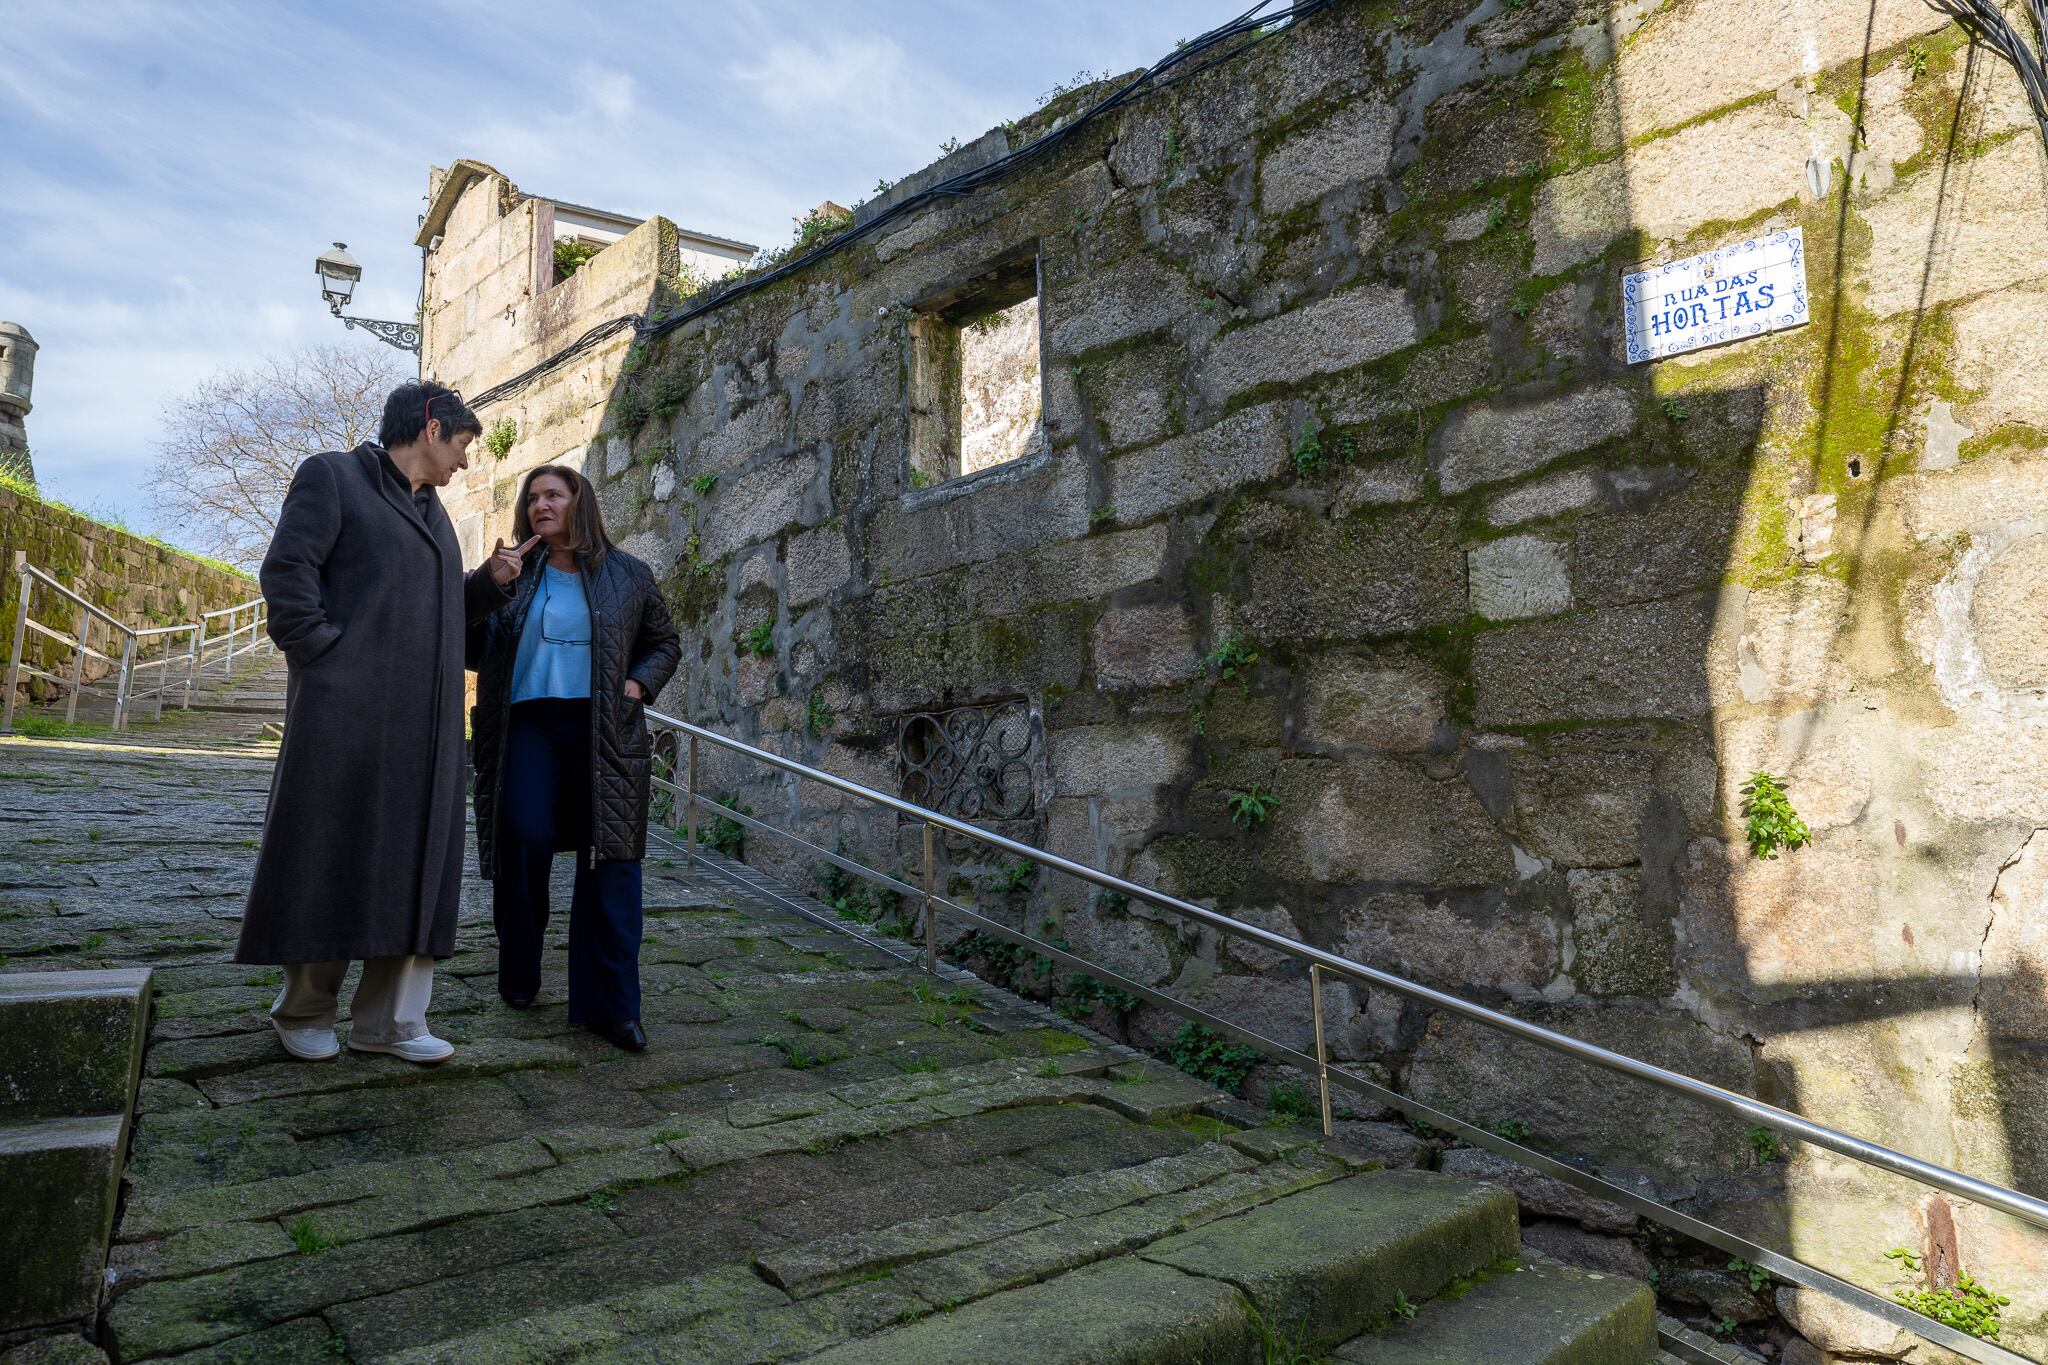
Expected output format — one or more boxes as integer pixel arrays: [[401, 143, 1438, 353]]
[[314, 242, 420, 353]]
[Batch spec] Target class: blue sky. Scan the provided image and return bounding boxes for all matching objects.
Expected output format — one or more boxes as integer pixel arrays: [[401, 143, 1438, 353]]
[[0, 2, 1234, 543]]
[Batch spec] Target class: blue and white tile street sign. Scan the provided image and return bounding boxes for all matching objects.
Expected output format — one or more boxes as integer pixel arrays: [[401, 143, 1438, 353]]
[[1622, 228, 1810, 363]]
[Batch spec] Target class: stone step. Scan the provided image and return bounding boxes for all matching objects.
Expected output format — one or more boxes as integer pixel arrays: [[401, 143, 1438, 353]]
[[1332, 1254, 1656, 1364], [799, 1169, 1520, 1363], [0, 968, 153, 1122], [0, 968, 153, 1340], [1, 1114, 128, 1338]]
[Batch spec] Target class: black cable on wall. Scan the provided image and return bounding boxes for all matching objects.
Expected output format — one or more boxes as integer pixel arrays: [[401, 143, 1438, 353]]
[[1922, 0, 2048, 148]]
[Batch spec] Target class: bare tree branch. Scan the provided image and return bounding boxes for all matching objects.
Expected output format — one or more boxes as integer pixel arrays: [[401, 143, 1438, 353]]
[[148, 345, 407, 570]]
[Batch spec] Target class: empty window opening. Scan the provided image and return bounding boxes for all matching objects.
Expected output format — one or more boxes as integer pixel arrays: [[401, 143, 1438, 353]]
[[909, 255, 1043, 486]]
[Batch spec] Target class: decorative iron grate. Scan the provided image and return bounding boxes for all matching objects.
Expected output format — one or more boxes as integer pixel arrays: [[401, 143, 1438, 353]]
[[897, 699, 1037, 819]]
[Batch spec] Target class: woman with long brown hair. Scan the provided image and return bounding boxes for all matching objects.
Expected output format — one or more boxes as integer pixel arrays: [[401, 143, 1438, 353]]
[[466, 464, 680, 1051]]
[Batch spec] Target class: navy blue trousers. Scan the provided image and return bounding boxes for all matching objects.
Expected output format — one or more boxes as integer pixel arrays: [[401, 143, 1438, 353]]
[[493, 699, 643, 1024]]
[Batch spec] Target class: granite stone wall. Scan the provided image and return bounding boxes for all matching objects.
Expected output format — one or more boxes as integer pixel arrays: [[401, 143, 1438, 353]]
[[1, 488, 256, 701], [450, 1, 2048, 1352]]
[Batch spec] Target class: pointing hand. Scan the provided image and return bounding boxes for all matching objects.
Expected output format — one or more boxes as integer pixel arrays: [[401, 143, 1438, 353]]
[[487, 535, 541, 586]]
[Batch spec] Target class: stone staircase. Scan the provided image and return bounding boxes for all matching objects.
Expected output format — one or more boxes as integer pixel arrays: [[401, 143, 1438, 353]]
[[0, 723, 1680, 1364], [12, 650, 287, 749]]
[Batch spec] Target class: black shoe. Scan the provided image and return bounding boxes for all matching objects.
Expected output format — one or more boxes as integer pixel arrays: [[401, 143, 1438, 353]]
[[589, 1019, 647, 1052], [500, 991, 536, 1009]]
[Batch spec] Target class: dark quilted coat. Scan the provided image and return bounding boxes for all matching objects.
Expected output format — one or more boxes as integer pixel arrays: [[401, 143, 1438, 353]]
[[467, 546, 681, 879]]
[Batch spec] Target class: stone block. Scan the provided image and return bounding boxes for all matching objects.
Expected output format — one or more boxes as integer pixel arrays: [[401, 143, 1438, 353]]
[[696, 454, 827, 562], [1092, 603, 1199, 690], [0, 969, 152, 1122], [786, 526, 850, 610], [1434, 387, 1638, 495], [1468, 535, 1572, 621], [1339, 1252, 1654, 1364], [1238, 505, 1468, 641], [1043, 253, 1201, 358], [1862, 137, 2048, 317], [1566, 868, 1675, 998], [1408, 1003, 1755, 1185], [1505, 727, 1704, 869], [1050, 721, 1188, 798], [1675, 836, 1889, 1008], [1706, 579, 1852, 708], [1260, 99, 1397, 214], [1105, 403, 1290, 524], [1531, 99, 1826, 274], [1271, 754, 1516, 887], [690, 392, 790, 477], [1299, 654, 1445, 752], [1199, 286, 1419, 404], [1473, 596, 1715, 726], [1337, 890, 1559, 999], [1144, 1172, 1518, 1345], [1517, 1222, 1654, 1281], [0, 1115, 124, 1332], [1611, 0, 1949, 139], [1570, 467, 1742, 608], [1085, 344, 1182, 453], [1438, 1148, 1637, 1234]]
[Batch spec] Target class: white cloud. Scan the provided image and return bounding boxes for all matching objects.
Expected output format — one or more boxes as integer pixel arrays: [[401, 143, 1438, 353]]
[[0, 0, 1241, 540]]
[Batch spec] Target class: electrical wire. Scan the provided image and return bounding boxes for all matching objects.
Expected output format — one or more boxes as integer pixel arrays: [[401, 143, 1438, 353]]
[[1921, 0, 2048, 149], [466, 0, 1335, 410]]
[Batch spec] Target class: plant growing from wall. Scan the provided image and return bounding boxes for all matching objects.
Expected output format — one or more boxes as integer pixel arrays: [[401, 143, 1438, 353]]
[[706, 794, 750, 858], [1883, 1249, 2009, 1341], [553, 238, 603, 281], [803, 688, 834, 736], [1089, 503, 1117, 529], [1054, 971, 1138, 1021], [1227, 782, 1277, 829], [1727, 1259, 1770, 1294], [1200, 632, 1259, 692], [1164, 1022, 1261, 1094], [985, 859, 1035, 896], [691, 473, 716, 496], [481, 418, 517, 461], [1746, 1124, 1781, 1163], [1291, 418, 1324, 476], [1739, 772, 1810, 859], [742, 622, 775, 658]]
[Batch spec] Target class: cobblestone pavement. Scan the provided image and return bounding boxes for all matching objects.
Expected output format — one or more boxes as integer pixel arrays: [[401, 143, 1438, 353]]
[[0, 682, 1378, 1363]]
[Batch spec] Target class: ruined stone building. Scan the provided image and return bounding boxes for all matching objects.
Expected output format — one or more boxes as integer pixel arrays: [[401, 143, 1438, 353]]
[[1, 321, 38, 485], [416, 0, 2048, 1351]]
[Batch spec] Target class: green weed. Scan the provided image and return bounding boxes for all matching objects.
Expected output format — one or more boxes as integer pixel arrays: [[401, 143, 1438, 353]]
[[1739, 772, 1810, 859], [1227, 783, 1277, 829], [1165, 1022, 1262, 1094]]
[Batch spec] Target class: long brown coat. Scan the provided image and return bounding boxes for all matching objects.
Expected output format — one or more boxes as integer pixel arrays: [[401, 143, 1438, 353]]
[[235, 444, 505, 964]]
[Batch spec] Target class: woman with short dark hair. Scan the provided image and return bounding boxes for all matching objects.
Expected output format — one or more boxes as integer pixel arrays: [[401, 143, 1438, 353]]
[[466, 463, 680, 1051]]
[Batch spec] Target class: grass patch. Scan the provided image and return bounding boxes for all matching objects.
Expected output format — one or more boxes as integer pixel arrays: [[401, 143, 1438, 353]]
[[287, 1216, 343, 1254]]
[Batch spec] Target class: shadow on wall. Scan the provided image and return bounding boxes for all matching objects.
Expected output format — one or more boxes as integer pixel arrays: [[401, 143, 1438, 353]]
[[567, 0, 2047, 1349]]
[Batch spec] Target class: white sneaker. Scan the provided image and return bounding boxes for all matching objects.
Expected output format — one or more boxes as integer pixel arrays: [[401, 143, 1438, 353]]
[[347, 1033, 455, 1065], [272, 1020, 341, 1061]]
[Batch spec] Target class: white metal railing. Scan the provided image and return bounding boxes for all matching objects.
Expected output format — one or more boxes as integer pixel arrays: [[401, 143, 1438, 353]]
[[1, 552, 269, 734], [646, 708, 2048, 1365]]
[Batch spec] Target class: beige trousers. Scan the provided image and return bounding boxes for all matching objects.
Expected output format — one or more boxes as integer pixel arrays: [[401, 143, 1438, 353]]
[[271, 956, 436, 1045]]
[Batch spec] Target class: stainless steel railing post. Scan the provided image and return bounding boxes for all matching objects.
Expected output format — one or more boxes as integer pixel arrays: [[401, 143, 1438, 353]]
[[112, 632, 136, 731], [64, 595, 89, 724], [685, 733, 699, 867], [1310, 963, 1333, 1139], [921, 821, 937, 974], [191, 616, 206, 698], [225, 605, 238, 675], [2, 554, 28, 736]]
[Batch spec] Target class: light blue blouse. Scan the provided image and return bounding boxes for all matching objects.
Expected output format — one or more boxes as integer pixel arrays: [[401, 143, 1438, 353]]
[[510, 565, 592, 702]]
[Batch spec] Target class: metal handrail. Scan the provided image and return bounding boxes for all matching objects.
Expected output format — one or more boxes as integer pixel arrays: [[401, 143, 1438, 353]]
[[2, 554, 269, 734], [644, 706, 2044, 1365]]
